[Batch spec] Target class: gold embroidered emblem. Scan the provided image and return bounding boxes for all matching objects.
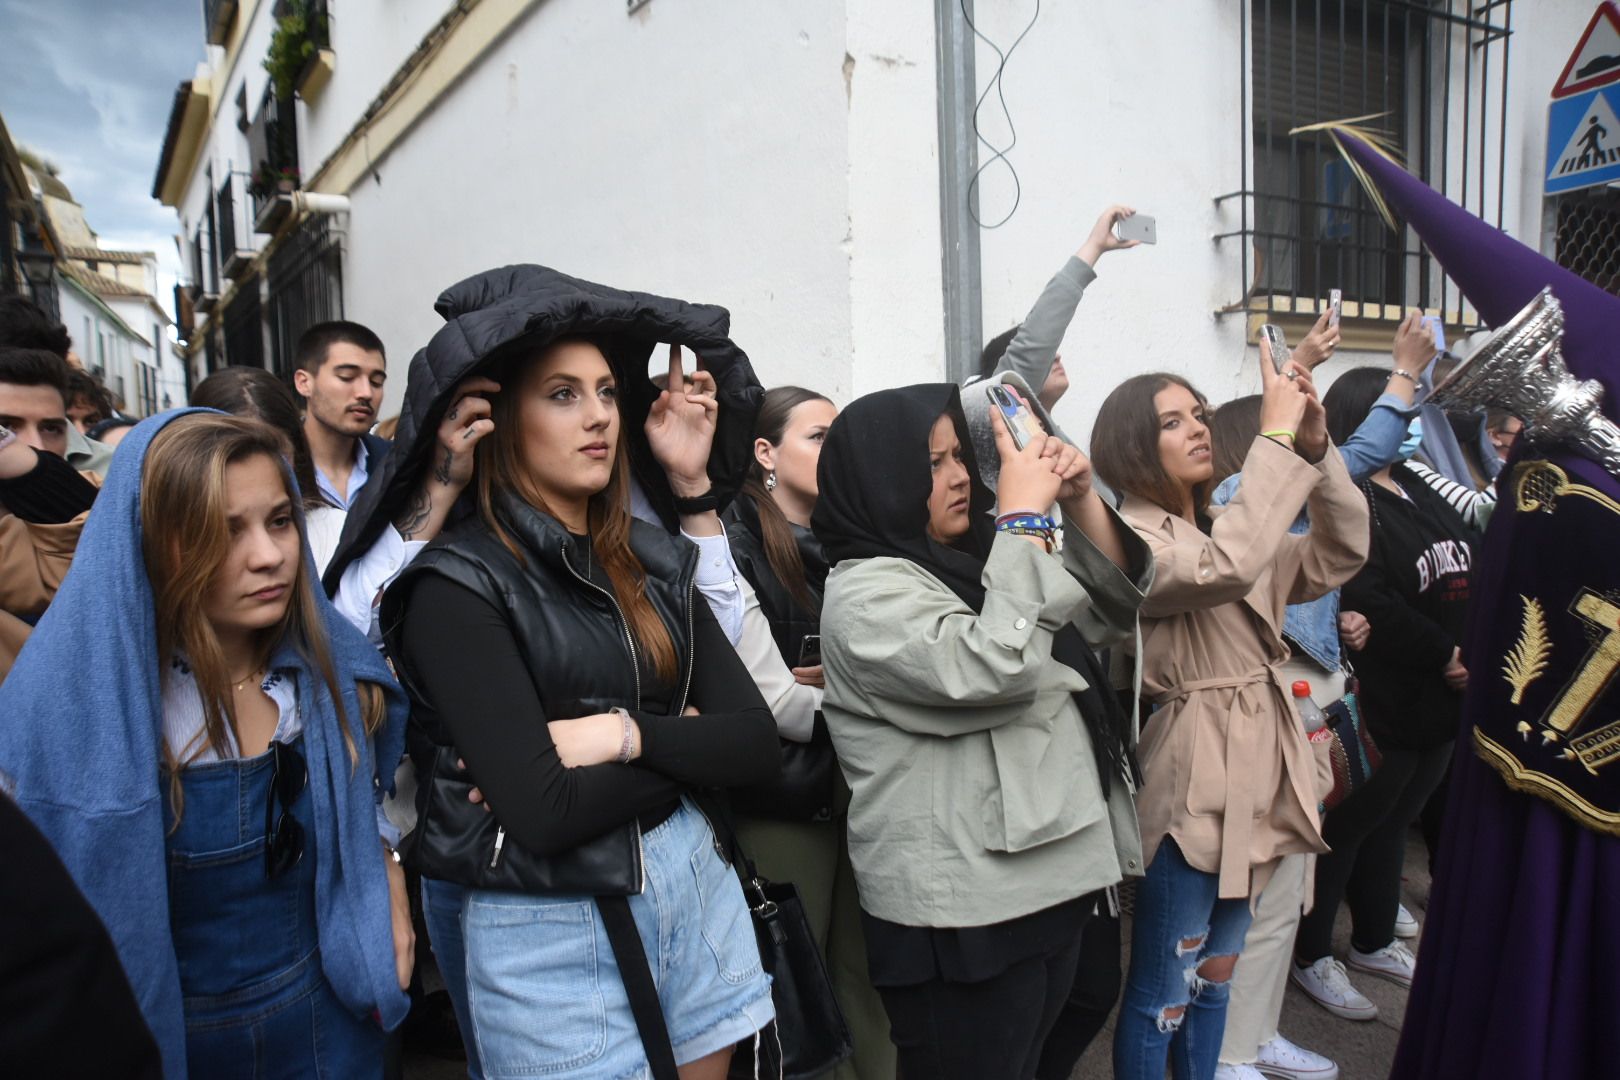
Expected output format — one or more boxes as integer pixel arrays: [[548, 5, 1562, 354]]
[[1503, 596, 1552, 707]]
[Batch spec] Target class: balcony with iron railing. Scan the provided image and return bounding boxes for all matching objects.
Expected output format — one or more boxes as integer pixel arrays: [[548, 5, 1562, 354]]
[[216, 171, 257, 280], [190, 222, 220, 315], [248, 86, 300, 235]]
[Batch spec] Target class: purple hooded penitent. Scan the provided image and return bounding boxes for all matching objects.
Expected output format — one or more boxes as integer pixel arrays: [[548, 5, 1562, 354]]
[[1327, 130, 1620, 1080]]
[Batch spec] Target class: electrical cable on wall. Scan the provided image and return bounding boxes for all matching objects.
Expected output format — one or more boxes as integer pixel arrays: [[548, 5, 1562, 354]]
[[961, 0, 1039, 229]]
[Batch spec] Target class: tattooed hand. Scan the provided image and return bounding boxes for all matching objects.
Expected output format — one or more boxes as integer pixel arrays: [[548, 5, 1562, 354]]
[[395, 375, 500, 540]]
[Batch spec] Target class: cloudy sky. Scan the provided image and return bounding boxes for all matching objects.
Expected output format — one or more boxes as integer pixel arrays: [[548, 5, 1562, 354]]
[[1, 0, 204, 285]]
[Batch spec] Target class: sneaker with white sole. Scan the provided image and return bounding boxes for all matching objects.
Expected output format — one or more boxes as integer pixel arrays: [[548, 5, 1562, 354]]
[[1254, 1034, 1341, 1080], [1290, 956, 1379, 1021], [1394, 902, 1419, 939], [1215, 1065, 1267, 1080], [1347, 939, 1417, 987]]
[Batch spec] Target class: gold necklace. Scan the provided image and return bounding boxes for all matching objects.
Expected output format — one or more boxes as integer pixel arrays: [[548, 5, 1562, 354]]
[[230, 668, 265, 693]]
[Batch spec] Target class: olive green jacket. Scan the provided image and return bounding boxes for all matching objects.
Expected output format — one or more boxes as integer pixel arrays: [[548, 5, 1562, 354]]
[[821, 512, 1153, 928]]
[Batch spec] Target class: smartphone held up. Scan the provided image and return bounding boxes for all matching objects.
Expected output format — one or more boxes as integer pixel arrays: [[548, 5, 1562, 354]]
[[1113, 213, 1157, 245], [987, 385, 1045, 451]]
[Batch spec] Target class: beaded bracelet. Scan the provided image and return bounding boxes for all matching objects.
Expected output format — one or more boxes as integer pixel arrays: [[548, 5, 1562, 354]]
[[1001, 526, 1055, 550], [995, 513, 1058, 532], [611, 707, 635, 763]]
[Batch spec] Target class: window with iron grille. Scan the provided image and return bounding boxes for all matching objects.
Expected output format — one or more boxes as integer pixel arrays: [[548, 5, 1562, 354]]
[[223, 281, 265, 370], [1220, 0, 1513, 323], [266, 215, 343, 378], [1554, 186, 1620, 297]]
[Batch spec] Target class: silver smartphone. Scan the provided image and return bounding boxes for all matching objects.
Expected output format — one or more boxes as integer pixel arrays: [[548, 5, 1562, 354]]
[[1260, 323, 1291, 374], [986, 384, 1044, 451], [1328, 289, 1342, 328], [1113, 214, 1157, 245]]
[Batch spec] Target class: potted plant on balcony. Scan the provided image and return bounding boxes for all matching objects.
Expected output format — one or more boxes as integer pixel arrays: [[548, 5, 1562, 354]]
[[264, 0, 331, 101]]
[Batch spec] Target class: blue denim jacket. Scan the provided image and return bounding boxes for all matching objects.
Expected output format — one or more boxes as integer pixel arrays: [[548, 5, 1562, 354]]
[[1211, 392, 1415, 670]]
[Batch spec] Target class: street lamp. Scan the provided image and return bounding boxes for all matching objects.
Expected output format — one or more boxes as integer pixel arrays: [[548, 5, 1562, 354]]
[[16, 251, 59, 321]]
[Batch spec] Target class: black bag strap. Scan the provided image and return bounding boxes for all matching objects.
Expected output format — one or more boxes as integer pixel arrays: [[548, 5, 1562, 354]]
[[597, 894, 679, 1080]]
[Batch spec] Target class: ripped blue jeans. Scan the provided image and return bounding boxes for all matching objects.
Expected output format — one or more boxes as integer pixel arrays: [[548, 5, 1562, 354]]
[[1114, 838, 1255, 1080]]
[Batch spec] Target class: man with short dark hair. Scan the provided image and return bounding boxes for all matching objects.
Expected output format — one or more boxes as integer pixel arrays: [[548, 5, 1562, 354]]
[[0, 297, 112, 475], [292, 320, 389, 510], [0, 346, 98, 681], [0, 347, 72, 460], [65, 368, 116, 436]]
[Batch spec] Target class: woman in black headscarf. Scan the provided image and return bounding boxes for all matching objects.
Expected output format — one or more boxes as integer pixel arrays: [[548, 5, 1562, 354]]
[[812, 383, 1153, 1080]]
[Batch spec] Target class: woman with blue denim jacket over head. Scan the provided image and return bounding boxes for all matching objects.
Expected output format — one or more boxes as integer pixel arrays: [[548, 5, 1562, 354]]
[[0, 411, 413, 1079], [1201, 313, 1431, 1078], [1097, 345, 1369, 1080]]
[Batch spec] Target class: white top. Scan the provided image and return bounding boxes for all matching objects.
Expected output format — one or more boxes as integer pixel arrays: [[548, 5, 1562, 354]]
[[732, 577, 821, 743], [161, 657, 400, 845]]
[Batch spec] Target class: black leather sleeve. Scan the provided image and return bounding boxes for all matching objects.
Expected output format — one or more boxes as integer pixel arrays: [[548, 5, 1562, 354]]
[[399, 574, 682, 856]]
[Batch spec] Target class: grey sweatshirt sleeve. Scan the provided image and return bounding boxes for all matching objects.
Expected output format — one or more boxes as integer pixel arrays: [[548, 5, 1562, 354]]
[[990, 256, 1099, 389]]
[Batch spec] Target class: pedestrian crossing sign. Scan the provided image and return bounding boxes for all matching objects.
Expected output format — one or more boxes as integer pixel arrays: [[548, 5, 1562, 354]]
[[1545, 86, 1620, 194]]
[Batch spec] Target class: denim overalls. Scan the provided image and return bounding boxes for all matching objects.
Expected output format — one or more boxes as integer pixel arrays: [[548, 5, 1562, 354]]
[[163, 734, 383, 1079]]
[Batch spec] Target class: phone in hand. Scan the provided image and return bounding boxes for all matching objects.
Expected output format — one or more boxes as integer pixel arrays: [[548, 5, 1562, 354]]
[[1421, 315, 1447, 354], [1328, 289, 1342, 328], [797, 634, 821, 668], [1260, 324, 1292, 375], [1113, 213, 1157, 245], [986, 385, 1045, 451]]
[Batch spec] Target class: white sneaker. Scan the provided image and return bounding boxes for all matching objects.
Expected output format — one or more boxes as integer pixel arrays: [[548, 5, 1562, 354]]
[[1215, 1065, 1267, 1080], [1394, 902, 1419, 939], [1255, 1034, 1341, 1080], [1348, 939, 1417, 987], [1290, 956, 1379, 1021]]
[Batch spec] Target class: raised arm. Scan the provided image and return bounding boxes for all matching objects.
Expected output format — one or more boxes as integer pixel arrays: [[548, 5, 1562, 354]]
[[992, 206, 1138, 397]]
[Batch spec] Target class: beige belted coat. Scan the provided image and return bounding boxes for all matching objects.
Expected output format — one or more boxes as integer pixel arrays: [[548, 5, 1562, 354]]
[[1120, 436, 1369, 899]]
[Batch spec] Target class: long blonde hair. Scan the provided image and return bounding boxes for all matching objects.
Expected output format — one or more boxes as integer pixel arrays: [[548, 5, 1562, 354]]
[[474, 340, 679, 683], [142, 415, 384, 816]]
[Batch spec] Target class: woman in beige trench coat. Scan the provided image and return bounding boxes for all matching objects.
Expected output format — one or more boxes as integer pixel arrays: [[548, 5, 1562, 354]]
[[1092, 351, 1368, 1080]]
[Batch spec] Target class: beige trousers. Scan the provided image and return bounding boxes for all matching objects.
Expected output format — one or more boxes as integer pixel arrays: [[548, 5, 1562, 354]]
[[1218, 658, 1344, 1065]]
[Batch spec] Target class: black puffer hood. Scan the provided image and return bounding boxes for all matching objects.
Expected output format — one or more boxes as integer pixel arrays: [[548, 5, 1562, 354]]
[[323, 264, 764, 593]]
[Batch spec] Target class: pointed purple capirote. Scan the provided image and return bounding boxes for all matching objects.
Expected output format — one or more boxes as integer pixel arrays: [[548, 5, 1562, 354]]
[[1333, 128, 1620, 1080], [1336, 130, 1620, 411]]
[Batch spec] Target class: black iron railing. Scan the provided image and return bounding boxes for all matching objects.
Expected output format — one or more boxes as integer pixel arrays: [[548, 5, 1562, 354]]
[[267, 216, 343, 378], [1217, 0, 1513, 322], [216, 175, 240, 269]]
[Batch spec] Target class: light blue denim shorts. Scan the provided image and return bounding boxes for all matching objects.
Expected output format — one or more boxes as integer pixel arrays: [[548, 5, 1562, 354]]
[[462, 798, 775, 1079]]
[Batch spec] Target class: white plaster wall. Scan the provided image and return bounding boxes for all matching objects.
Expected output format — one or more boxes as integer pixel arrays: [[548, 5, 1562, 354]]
[[339, 0, 853, 419], [300, 0, 459, 168], [971, 0, 1591, 446], [843, 1, 947, 398], [969, 0, 1257, 445]]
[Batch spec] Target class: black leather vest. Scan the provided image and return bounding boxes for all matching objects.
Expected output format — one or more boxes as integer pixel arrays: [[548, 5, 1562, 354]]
[[383, 491, 699, 894]]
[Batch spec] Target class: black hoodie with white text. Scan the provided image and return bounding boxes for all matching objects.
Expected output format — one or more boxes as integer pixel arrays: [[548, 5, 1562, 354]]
[[1341, 463, 1480, 750]]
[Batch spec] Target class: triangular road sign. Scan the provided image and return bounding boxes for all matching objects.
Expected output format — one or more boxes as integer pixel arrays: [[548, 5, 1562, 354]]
[[1553, 2, 1620, 99], [1548, 91, 1620, 185]]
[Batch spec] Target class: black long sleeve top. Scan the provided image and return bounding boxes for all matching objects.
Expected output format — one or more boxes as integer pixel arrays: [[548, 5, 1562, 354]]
[[398, 569, 779, 858]]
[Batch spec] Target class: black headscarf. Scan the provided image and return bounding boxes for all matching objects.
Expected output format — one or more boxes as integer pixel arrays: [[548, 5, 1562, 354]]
[[813, 383, 1139, 796]]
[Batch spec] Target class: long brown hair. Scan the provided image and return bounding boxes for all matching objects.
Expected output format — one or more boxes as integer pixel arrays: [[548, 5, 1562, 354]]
[[474, 340, 679, 683], [1207, 394, 1262, 490], [742, 386, 831, 614], [1091, 372, 1212, 515], [143, 415, 384, 815]]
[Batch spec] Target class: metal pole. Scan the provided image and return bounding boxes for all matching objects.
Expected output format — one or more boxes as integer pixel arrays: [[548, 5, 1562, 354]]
[[935, 0, 982, 383]]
